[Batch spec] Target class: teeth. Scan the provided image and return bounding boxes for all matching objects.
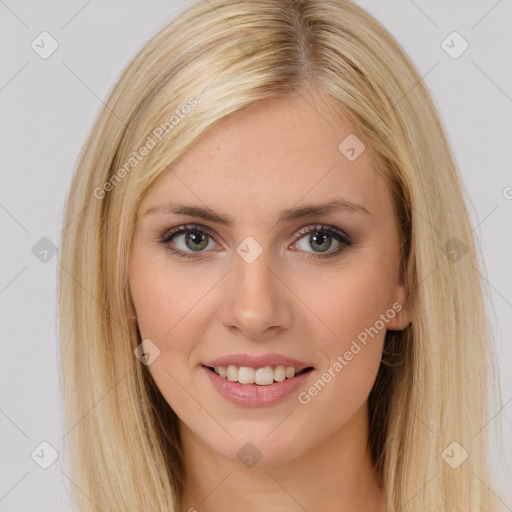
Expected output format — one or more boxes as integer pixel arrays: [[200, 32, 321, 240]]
[[212, 364, 306, 385], [255, 366, 274, 385], [274, 365, 286, 382], [226, 365, 238, 382], [238, 366, 255, 384]]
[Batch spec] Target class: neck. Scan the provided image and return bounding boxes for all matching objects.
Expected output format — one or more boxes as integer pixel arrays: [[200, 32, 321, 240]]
[[178, 403, 386, 512]]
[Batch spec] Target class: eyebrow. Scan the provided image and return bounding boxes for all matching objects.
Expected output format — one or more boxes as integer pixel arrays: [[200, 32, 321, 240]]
[[143, 198, 371, 226]]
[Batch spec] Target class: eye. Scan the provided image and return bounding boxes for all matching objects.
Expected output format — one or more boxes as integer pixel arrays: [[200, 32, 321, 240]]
[[292, 224, 353, 260], [157, 223, 353, 261], [158, 224, 217, 260]]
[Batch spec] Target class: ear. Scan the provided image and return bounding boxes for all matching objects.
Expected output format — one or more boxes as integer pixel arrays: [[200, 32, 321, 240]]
[[386, 262, 412, 331]]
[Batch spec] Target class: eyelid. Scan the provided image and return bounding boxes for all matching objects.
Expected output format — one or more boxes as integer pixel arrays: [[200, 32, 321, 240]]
[[160, 223, 214, 240]]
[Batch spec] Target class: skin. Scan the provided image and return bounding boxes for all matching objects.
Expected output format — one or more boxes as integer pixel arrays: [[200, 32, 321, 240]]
[[128, 92, 411, 512]]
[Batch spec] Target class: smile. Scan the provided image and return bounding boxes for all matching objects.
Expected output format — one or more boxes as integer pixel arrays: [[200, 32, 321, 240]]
[[202, 365, 315, 407], [206, 365, 313, 385]]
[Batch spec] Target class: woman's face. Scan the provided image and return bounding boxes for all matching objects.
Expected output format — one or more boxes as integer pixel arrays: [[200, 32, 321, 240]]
[[128, 93, 410, 465]]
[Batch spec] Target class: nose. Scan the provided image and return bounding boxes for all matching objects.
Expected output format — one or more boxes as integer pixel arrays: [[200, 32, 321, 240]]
[[218, 248, 293, 342]]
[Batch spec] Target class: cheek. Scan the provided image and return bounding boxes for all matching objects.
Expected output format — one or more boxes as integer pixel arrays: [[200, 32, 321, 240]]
[[129, 254, 212, 419], [294, 258, 393, 401], [299, 258, 395, 349], [129, 246, 212, 342], [128, 252, 209, 406], [294, 269, 388, 429]]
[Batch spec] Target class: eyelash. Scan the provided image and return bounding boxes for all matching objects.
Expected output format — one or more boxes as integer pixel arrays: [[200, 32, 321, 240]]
[[157, 223, 353, 261]]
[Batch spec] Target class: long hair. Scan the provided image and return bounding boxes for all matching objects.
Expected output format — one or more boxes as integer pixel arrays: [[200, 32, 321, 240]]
[[58, 0, 498, 510]]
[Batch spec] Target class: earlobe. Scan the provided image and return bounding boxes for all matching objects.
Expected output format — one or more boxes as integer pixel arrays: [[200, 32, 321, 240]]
[[386, 295, 411, 331], [387, 267, 412, 331]]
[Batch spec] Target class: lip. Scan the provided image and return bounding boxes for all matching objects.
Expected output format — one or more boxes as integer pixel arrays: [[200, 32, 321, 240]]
[[202, 365, 314, 407], [202, 353, 314, 372]]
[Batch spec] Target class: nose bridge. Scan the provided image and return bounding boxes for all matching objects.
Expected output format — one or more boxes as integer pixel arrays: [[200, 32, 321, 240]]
[[219, 239, 292, 338], [235, 240, 273, 292]]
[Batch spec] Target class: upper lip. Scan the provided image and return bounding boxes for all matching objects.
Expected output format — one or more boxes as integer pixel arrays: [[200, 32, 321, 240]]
[[202, 353, 314, 372]]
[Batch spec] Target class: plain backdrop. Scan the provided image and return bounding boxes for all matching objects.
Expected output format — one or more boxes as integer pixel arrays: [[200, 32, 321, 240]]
[[0, 1, 511, 510]]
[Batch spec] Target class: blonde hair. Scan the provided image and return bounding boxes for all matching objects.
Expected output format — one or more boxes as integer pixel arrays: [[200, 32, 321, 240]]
[[58, 0, 499, 510]]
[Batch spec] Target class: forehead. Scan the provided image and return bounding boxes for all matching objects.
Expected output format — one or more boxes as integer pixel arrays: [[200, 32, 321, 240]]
[[141, 94, 386, 220]]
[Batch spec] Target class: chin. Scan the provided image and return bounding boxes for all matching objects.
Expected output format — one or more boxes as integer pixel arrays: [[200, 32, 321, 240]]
[[206, 424, 309, 468]]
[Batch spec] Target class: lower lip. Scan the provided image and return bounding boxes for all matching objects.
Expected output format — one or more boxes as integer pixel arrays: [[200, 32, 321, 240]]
[[202, 366, 313, 407]]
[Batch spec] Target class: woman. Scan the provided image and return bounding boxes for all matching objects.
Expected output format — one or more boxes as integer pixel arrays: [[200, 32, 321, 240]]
[[58, 0, 501, 510]]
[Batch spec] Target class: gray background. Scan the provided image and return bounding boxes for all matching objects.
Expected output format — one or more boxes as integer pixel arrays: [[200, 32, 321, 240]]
[[0, 0, 511, 510]]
